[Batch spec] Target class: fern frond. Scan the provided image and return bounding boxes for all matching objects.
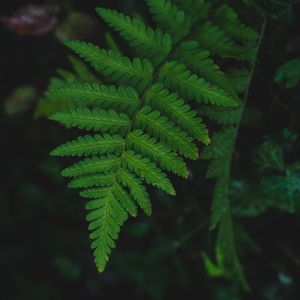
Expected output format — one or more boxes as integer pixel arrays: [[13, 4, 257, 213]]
[[65, 40, 153, 90], [159, 61, 238, 106], [68, 56, 98, 83], [206, 158, 228, 179], [173, 0, 211, 21], [215, 209, 249, 290], [57, 69, 77, 83], [61, 155, 121, 177], [128, 130, 188, 178], [145, 83, 210, 144], [196, 22, 254, 61], [80, 187, 112, 199], [118, 169, 152, 215], [96, 8, 171, 63], [46, 0, 258, 275], [112, 184, 138, 217], [146, 0, 190, 42], [48, 83, 139, 113], [123, 150, 175, 195], [87, 193, 128, 272], [51, 134, 124, 157], [228, 68, 251, 93], [68, 173, 116, 189], [50, 108, 131, 134], [105, 32, 122, 54], [201, 127, 235, 160], [176, 41, 235, 96], [136, 106, 198, 159], [199, 106, 241, 125], [210, 169, 230, 229], [213, 4, 259, 46]]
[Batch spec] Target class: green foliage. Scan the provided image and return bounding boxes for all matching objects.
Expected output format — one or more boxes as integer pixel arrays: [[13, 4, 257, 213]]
[[175, 41, 235, 96], [46, 0, 259, 275], [158, 61, 237, 106], [145, 83, 209, 143], [51, 134, 124, 157], [35, 56, 98, 118], [195, 22, 254, 61], [96, 8, 172, 64], [145, 0, 191, 42], [201, 126, 250, 289], [275, 58, 300, 89], [253, 140, 285, 173], [213, 4, 259, 46], [261, 164, 300, 213], [50, 108, 131, 134], [65, 41, 153, 90], [233, 132, 300, 216], [198, 5, 262, 287]]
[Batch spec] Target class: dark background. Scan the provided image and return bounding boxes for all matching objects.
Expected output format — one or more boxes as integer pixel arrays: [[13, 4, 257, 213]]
[[1, 0, 300, 299]]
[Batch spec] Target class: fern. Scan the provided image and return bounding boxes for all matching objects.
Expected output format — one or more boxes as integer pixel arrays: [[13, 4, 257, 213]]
[[145, 0, 191, 43], [66, 41, 153, 91], [46, 0, 259, 275], [175, 41, 235, 96], [213, 4, 259, 46], [200, 10, 264, 289], [96, 8, 172, 64], [195, 22, 254, 61], [50, 108, 131, 134]]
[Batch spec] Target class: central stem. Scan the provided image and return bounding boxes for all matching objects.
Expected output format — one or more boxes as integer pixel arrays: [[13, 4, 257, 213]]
[[111, 28, 199, 185]]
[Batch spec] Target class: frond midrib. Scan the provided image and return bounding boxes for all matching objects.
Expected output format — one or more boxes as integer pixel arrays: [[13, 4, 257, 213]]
[[93, 20, 200, 198], [56, 86, 139, 105], [86, 45, 150, 79]]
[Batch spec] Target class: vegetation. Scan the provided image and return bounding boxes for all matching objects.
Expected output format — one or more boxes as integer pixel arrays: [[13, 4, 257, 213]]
[[2, 0, 300, 299]]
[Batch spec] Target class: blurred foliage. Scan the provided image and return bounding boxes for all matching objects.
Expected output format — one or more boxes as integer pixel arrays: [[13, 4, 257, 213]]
[[275, 58, 300, 89], [4, 85, 38, 115], [1, 0, 300, 299], [55, 12, 99, 42], [232, 130, 300, 217]]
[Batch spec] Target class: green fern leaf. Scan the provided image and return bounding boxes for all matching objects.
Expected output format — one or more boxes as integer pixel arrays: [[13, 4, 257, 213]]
[[80, 187, 112, 199], [210, 170, 230, 229], [65, 40, 153, 90], [216, 210, 249, 290], [128, 130, 188, 178], [56, 69, 77, 83], [112, 183, 138, 217], [159, 61, 238, 106], [123, 150, 175, 195], [68, 55, 98, 83], [228, 68, 251, 93], [48, 83, 139, 113], [196, 22, 254, 61], [46, 0, 258, 275], [50, 108, 131, 134], [51, 134, 124, 157], [206, 158, 228, 179], [201, 127, 235, 160], [145, 83, 210, 144], [68, 173, 116, 189], [118, 169, 152, 215], [96, 8, 172, 63], [173, 0, 211, 21], [62, 155, 121, 177], [176, 41, 235, 96], [199, 106, 242, 125], [213, 4, 259, 46], [87, 192, 128, 272], [136, 106, 198, 159], [146, 0, 190, 42]]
